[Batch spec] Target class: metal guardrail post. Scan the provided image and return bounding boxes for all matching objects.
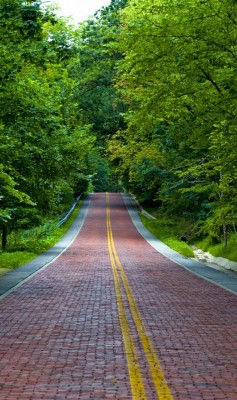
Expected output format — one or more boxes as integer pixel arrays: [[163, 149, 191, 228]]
[[57, 194, 82, 226]]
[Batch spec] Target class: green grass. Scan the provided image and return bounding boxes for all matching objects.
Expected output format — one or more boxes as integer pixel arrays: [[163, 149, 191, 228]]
[[0, 200, 83, 275], [0, 267, 12, 276], [139, 213, 194, 258], [0, 252, 36, 270], [141, 207, 237, 262], [193, 234, 237, 262]]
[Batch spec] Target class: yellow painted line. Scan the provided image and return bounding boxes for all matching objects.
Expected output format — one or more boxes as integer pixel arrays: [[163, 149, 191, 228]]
[[106, 193, 173, 400], [106, 194, 147, 400]]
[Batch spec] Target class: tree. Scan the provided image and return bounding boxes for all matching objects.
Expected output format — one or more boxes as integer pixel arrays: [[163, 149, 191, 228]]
[[73, 1, 127, 140], [0, 1, 98, 248], [111, 0, 237, 243], [0, 164, 35, 249]]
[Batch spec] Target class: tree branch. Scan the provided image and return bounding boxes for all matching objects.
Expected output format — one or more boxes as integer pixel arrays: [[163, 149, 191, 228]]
[[198, 66, 223, 95]]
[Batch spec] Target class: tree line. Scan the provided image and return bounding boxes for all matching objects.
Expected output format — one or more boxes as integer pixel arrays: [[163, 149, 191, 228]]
[[1, 0, 237, 249], [0, 0, 120, 248], [108, 0, 237, 246]]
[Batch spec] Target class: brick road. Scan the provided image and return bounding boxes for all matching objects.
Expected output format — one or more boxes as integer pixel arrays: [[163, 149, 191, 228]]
[[0, 193, 236, 400]]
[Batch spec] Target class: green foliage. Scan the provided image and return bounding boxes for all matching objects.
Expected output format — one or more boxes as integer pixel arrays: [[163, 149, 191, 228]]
[[0, 164, 34, 220], [109, 0, 237, 245], [5, 200, 82, 253], [87, 148, 121, 192], [75, 0, 127, 144], [0, 0, 102, 248], [3, 0, 237, 254]]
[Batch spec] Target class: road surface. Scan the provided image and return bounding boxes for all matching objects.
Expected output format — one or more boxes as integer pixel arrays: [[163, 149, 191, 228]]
[[0, 193, 236, 399]]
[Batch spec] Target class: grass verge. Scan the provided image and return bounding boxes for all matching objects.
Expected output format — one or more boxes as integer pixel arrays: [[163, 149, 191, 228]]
[[192, 235, 237, 262], [139, 213, 194, 258], [0, 200, 83, 275], [141, 207, 237, 262]]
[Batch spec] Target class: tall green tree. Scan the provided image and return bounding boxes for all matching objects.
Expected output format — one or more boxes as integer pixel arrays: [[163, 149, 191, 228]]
[[0, 0, 97, 248], [76, 0, 127, 142], [67, 0, 129, 191], [110, 0, 237, 243]]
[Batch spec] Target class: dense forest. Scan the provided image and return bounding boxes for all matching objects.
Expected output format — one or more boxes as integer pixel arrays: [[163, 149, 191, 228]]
[[1, 0, 237, 254]]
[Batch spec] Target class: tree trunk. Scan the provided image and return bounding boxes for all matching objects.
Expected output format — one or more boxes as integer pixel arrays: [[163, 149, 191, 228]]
[[223, 223, 227, 247], [2, 225, 7, 251]]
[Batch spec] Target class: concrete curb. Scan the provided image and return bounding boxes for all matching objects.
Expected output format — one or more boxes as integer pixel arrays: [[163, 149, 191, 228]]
[[193, 248, 237, 272]]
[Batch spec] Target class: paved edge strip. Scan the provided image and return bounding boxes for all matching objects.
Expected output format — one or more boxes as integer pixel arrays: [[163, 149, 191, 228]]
[[0, 195, 91, 300], [122, 193, 237, 296]]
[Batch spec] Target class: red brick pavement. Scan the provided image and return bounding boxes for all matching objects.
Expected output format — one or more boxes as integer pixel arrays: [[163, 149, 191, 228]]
[[0, 193, 236, 400]]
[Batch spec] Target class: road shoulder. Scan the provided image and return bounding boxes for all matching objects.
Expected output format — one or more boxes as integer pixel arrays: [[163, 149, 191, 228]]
[[0, 195, 91, 299], [123, 193, 237, 295]]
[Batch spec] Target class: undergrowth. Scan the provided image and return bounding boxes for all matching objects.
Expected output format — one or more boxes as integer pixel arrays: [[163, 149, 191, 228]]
[[141, 207, 237, 262], [139, 213, 194, 258], [0, 200, 83, 274], [192, 234, 237, 262]]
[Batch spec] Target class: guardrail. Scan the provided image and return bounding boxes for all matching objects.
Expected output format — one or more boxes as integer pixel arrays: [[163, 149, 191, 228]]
[[57, 194, 82, 226]]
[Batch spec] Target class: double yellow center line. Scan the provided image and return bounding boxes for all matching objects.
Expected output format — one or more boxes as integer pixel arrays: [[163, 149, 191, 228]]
[[106, 193, 173, 400]]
